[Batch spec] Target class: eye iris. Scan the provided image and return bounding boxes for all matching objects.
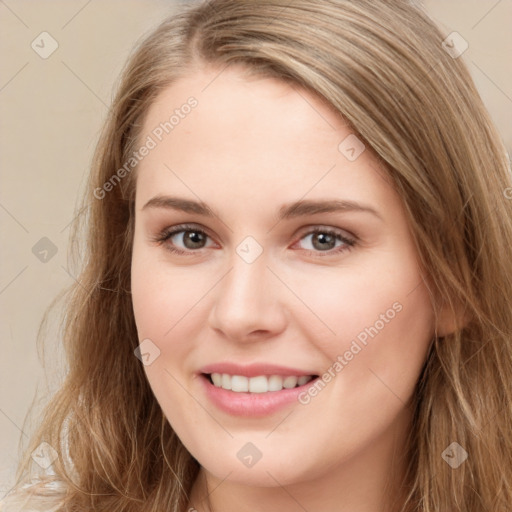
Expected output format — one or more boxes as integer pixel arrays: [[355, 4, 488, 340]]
[[184, 231, 206, 249], [312, 232, 335, 250]]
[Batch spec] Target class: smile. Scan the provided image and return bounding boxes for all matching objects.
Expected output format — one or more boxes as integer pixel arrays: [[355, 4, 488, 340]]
[[207, 373, 316, 393], [198, 364, 321, 416]]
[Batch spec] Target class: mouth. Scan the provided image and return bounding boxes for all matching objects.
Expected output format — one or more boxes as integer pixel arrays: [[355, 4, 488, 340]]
[[203, 373, 318, 393], [199, 370, 320, 417]]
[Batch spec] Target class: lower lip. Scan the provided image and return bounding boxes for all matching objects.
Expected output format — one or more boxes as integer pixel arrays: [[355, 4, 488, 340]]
[[199, 374, 318, 417]]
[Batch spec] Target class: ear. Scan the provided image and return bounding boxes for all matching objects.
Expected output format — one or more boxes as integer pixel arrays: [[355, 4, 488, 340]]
[[435, 300, 470, 337]]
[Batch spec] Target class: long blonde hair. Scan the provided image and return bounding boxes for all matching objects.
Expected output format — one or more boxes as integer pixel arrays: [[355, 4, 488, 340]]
[[3, 1, 512, 511]]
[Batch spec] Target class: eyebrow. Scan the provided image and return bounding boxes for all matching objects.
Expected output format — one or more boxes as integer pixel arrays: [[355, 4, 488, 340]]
[[142, 195, 382, 221]]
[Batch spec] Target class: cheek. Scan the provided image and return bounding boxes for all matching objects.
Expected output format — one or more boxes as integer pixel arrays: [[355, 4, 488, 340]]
[[294, 252, 434, 408], [130, 246, 218, 400], [131, 241, 210, 339], [131, 253, 206, 416]]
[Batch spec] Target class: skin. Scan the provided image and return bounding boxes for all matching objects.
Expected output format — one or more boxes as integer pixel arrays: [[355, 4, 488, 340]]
[[130, 65, 454, 512]]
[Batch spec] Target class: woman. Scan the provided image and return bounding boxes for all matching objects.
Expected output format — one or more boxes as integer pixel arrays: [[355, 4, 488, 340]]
[[2, 0, 511, 511]]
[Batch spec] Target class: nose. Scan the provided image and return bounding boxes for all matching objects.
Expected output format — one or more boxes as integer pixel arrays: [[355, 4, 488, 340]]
[[207, 250, 288, 343]]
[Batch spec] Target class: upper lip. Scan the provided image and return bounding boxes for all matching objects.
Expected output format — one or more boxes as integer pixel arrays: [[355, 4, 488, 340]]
[[199, 362, 318, 378]]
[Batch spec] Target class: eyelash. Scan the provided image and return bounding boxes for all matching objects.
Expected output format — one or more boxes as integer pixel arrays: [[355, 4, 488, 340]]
[[152, 223, 357, 258]]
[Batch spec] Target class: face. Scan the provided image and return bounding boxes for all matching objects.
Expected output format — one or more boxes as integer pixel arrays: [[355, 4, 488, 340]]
[[131, 65, 437, 488]]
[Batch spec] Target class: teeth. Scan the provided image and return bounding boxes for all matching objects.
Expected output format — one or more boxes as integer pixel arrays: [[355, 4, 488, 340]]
[[268, 375, 283, 391], [221, 373, 231, 390], [297, 375, 311, 386], [211, 373, 222, 387], [209, 373, 314, 393], [231, 375, 249, 392], [283, 376, 298, 389], [249, 376, 268, 393]]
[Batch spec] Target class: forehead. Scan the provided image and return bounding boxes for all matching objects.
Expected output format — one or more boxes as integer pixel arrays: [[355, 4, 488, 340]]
[[143, 66, 340, 147], [135, 66, 393, 213]]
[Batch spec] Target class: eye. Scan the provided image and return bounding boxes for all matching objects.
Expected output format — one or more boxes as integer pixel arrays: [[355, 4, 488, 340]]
[[152, 224, 216, 255], [293, 227, 356, 256], [152, 224, 356, 257]]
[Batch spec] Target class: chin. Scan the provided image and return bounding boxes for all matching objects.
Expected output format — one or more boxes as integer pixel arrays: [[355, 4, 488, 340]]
[[188, 437, 324, 488]]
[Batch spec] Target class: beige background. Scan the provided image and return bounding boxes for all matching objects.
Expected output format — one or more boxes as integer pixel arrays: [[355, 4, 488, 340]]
[[1, 0, 511, 496]]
